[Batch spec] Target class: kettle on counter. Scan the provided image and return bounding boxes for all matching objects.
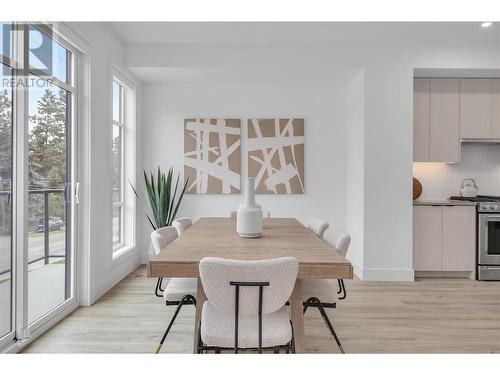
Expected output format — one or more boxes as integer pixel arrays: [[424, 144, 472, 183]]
[[460, 178, 478, 198]]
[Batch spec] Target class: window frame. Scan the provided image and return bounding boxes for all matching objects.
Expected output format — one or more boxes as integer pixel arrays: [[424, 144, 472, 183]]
[[111, 69, 136, 258], [112, 79, 124, 251]]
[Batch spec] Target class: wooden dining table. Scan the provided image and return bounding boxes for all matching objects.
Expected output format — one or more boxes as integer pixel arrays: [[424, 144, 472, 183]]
[[148, 217, 353, 353]]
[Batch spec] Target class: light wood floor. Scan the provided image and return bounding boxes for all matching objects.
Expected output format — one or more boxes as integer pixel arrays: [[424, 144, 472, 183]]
[[22, 266, 500, 353]]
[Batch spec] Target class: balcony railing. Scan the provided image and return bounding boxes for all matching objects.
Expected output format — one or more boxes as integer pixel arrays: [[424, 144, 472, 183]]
[[0, 188, 66, 276]]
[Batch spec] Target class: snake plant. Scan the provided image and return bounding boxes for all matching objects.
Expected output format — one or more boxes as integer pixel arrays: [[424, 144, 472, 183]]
[[130, 166, 188, 230]]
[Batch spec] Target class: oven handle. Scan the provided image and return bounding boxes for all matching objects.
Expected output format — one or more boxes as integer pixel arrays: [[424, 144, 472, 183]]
[[485, 266, 500, 270], [482, 215, 500, 223]]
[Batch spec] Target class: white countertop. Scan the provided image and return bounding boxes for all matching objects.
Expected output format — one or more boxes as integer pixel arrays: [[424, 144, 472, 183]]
[[413, 199, 477, 206]]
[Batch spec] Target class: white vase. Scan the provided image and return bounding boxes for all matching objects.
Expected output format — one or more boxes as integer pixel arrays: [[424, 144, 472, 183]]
[[237, 177, 263, 238]]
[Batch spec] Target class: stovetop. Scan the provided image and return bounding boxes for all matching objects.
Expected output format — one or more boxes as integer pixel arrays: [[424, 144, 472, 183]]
[[449, 195, 500, 203], [450, 195, 500, 212]]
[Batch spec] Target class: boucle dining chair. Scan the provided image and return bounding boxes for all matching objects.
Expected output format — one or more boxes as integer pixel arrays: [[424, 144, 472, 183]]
[[197, 257, 298, 354], [172, 216, 192, 236], [229, 210, 271, 218], [150, 226, 197, 353], [330, 228, 351, 300], [303, 219, 351, 353], [306, 218, 329, 239], [306, 219, 349, 299]]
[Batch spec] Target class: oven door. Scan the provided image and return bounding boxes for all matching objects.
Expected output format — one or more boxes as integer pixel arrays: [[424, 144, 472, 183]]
[[479, 214, 500, 264]]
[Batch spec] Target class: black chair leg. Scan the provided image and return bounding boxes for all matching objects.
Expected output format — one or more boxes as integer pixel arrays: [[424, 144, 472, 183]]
[[196, 321, 205, 354], [338, 279, 347, 300], [315, 298, 344, 354], [155, 277, 164, 297], [155, 296, 192, 353], [303, 297, 315, 314]]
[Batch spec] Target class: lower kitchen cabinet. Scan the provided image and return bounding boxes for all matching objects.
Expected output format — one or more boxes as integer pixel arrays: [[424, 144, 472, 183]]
[[413, 205, 476, 273], [413, 206, 442, 271], [442, 206, 476, 271]]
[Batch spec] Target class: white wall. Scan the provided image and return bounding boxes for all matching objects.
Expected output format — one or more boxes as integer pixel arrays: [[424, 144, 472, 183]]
[[140, 80, 349, 250], [414, 143, 500, 199], [67, 23, 143, 305], [346, 70, 365, 275]]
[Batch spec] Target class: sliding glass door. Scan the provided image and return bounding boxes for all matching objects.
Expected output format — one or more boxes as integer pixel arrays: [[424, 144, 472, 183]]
[[0, 22, 77, 350], [0, 22, 14, 348], [27, 24, 75, 325], [0, 64, 13, 344]]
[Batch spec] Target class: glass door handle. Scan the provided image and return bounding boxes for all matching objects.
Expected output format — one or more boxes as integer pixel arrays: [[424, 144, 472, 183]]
[[74, 182, 80, 204], [64, 182, 71, 203]]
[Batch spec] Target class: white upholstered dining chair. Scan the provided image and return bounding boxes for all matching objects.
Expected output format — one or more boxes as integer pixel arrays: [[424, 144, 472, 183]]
[[229, 210, 271, 218], [330, 227, 351, 299], [150, 226, 197, 353], [306, 218, 329, 239], [303, 219, 351, 353], [197, 257, 298, 354], [306, 219, 349, 299], [172, 216, 192, 236]]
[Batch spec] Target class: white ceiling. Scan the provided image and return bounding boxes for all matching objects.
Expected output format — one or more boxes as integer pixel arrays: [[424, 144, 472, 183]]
[[109, 22, 498, 45]]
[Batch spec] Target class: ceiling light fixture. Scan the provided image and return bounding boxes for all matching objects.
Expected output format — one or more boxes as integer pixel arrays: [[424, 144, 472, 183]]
[[481, 22, 493, 28]]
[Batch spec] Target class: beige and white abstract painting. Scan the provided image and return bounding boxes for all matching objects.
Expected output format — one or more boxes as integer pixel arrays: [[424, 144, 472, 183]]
[[184, 118, 241, 194], [247, 118, 304, 194]]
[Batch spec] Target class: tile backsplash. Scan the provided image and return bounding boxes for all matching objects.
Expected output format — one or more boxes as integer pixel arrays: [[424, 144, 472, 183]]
[[413, 143, 500, 200]]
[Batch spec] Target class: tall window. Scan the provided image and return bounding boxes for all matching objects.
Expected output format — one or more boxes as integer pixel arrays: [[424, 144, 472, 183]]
[[112, 74, 135, 256], [112, 80, 124, 249]]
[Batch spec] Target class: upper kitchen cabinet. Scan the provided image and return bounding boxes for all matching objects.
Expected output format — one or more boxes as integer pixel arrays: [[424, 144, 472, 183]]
[[492, 79, 500, 138], [460, 79, 492, 139], [413, 78, 430, 161], [413, 78, 460, 163], [429, 79, 460, 162]]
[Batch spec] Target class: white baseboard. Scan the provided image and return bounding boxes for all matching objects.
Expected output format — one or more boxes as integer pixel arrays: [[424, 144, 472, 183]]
[[358, 267, 415, 281], [415, 271, 475, 279]]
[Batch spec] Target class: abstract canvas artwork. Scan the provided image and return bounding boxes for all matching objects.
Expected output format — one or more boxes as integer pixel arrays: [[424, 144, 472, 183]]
[[184, 118, 241, 194], [247, 118, 305, 194]]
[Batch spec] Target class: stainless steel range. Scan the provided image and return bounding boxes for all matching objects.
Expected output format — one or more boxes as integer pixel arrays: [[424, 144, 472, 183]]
[[450, 195, 500, 280], [477, 200, 500, 280]]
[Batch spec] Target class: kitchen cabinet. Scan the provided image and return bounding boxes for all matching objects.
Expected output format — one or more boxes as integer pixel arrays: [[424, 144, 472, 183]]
[[460, 79, 492, 138], [413, 205, 475, 273], [442, 206, 476, 271], [430, 79, 460, 162], [413, 78, 460, 163], [492, 79, 500, 138], [413, 206, 442, 271], [413, 78, 430, 162]]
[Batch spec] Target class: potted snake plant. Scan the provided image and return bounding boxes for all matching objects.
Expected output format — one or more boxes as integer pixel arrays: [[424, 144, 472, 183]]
[[130, 167, 188, 256]]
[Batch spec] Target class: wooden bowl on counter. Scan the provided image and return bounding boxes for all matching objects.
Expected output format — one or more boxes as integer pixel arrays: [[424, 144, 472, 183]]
[[413, 177, 422, 200]]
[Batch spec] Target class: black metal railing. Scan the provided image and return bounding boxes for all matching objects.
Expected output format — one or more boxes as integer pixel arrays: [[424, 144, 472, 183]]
[[0, 188, 66, 277]]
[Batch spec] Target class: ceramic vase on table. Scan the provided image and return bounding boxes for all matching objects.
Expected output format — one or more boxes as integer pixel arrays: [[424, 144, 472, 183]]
[[237, 177, 263, 238]]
